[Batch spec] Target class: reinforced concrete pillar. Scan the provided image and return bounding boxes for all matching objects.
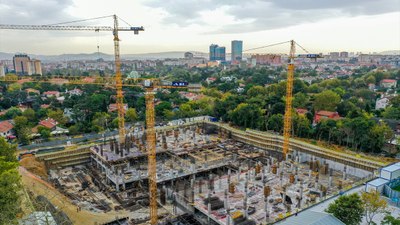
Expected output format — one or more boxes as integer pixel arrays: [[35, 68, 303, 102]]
[[244, 176, 249, 218]]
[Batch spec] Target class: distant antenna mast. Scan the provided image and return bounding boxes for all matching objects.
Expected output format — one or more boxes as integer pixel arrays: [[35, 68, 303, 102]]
[[96, 29, 100, 60]]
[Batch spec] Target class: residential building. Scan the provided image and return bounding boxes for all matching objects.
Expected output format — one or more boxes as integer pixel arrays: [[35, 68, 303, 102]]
[[0, 120, 14, 138], [38, 118, 58, 130], [375, 97, 390, 110], [108, 103, 128, 113], [25, 88, 40, 95], [184, 52, 194, 59], [30, 59, 42, 75], [0, 64, 5, 77], [43, 91, 60, 98], [209, 44, 226, 61], [368, 83, 376, 91], [314, 110, 341, 124], [329, 52, 340, 60], [295, 108, 309, 116], [13, 54, 31, 75], [250, 54, 282, 65], [339, 51, 349, 58], [67, 88, 84, 96], [231, 40, 243, 62], [206, 77, 217, 84], [13, 54, 42, 75], [380, 79, 397, 88]]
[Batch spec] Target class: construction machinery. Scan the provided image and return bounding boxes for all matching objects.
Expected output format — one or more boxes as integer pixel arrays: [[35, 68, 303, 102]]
[[0, 15, 144, 145], [282, 40, 296, 161]]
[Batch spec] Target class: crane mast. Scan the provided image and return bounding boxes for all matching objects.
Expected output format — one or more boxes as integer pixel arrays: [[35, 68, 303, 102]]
[[112, 15, 125, 144], [145, 85, 157, 225], [282, 40, 296, 161]]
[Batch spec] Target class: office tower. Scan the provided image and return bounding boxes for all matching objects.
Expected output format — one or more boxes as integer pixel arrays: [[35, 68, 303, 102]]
[[209, 44, 226, 61], [231, 40, 243, 62]]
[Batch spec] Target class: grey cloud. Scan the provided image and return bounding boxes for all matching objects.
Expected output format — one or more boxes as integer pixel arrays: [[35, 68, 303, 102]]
[[0, 0, 76, 25], [145, 0, 399, 33]]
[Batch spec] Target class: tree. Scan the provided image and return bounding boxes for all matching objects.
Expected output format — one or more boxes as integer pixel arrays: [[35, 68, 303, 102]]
[[293, 92, 309, 108], [382, 107, 400, 120], [155, 102, 172, 119], [367, 122, 394, 153], [228, 103, 263, 129], [0, 138, 16, 163], [125, 108, 138, 122], [22, 108, 36, 123], [7, 83, 22, 92], [361, 190, 387, 225], [381, 213, 400, 225], [13, 116, 31, 145], [313, 90, 341, 111], [37, 126, 51, 140], [326, 193, 364, 225], [0, 138, 21, 225], [267, 114, 283, 132], [4, 107, 22, 119], [47, 109, 68, 126], [91, 112, 111, 132]]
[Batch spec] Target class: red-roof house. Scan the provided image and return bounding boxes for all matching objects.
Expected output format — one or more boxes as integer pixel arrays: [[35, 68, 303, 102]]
[[39, 118, 58, 130], [43, 91, 60, 98], [108, 103, 128, 113], [41, 104, 50, 109], [25, 88, 40, 95], [314, 111, 341, 124], [380, 79, 397, 88], [0, 120, 15, 138], [295, 108, 308, 116]]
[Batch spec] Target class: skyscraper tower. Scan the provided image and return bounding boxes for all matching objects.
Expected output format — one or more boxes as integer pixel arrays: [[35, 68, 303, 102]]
[[231, 40, 243, 62], [209, 44, 226, 62]]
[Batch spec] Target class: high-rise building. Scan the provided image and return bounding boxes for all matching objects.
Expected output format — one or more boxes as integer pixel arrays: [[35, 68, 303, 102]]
[[231, 40, 243, 62], [209, 44, 226, 61], [339, 51, 349, 58], [13, 54, 42, 75], [0, 64, 5, 77], [31, 59, 42, 75], [184, 52, 194, 59], [13, 54, 31, 75]]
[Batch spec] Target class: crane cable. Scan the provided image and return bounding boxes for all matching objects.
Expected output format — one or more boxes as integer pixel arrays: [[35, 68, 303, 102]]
[[45, 15, 114, 26], [243, 40, 311, 54], [243, 40, 290, 52]]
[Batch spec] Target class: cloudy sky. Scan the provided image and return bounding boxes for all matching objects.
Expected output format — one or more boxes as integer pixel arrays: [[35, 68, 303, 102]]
[[0, 0, 399, 55]]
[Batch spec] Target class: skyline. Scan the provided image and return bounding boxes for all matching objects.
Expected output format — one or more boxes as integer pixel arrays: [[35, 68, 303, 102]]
[[0, 0, 399, 55]]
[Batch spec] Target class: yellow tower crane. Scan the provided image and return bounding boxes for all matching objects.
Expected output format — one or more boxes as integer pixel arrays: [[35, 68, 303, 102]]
[[0, 15, 144, 144], [282, 40, 295, 161]]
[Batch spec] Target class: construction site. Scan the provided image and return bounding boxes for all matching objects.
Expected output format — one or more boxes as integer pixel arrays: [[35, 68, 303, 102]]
[[29, 119, 381, 225], [0, 18, 392, 225]]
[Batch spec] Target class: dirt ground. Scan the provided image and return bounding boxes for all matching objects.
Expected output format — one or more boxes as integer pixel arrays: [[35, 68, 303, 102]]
[[19, 156, 48, 179], [19, 167, 131, 225]]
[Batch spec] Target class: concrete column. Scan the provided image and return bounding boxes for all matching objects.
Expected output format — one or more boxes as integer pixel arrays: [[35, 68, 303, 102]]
[[343, 165, 347, 180], [207, 192, 211, 225], [225, 189, 230, 225], [328, 168, 333, 188], [244, 176, 249, 218], [299, 182, 303, 209], [265, 195, 269, 222]]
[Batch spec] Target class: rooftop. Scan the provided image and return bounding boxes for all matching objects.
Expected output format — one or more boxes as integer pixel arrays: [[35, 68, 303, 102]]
[[276, 210, 345, 225], [0, 120, 13, 133]]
